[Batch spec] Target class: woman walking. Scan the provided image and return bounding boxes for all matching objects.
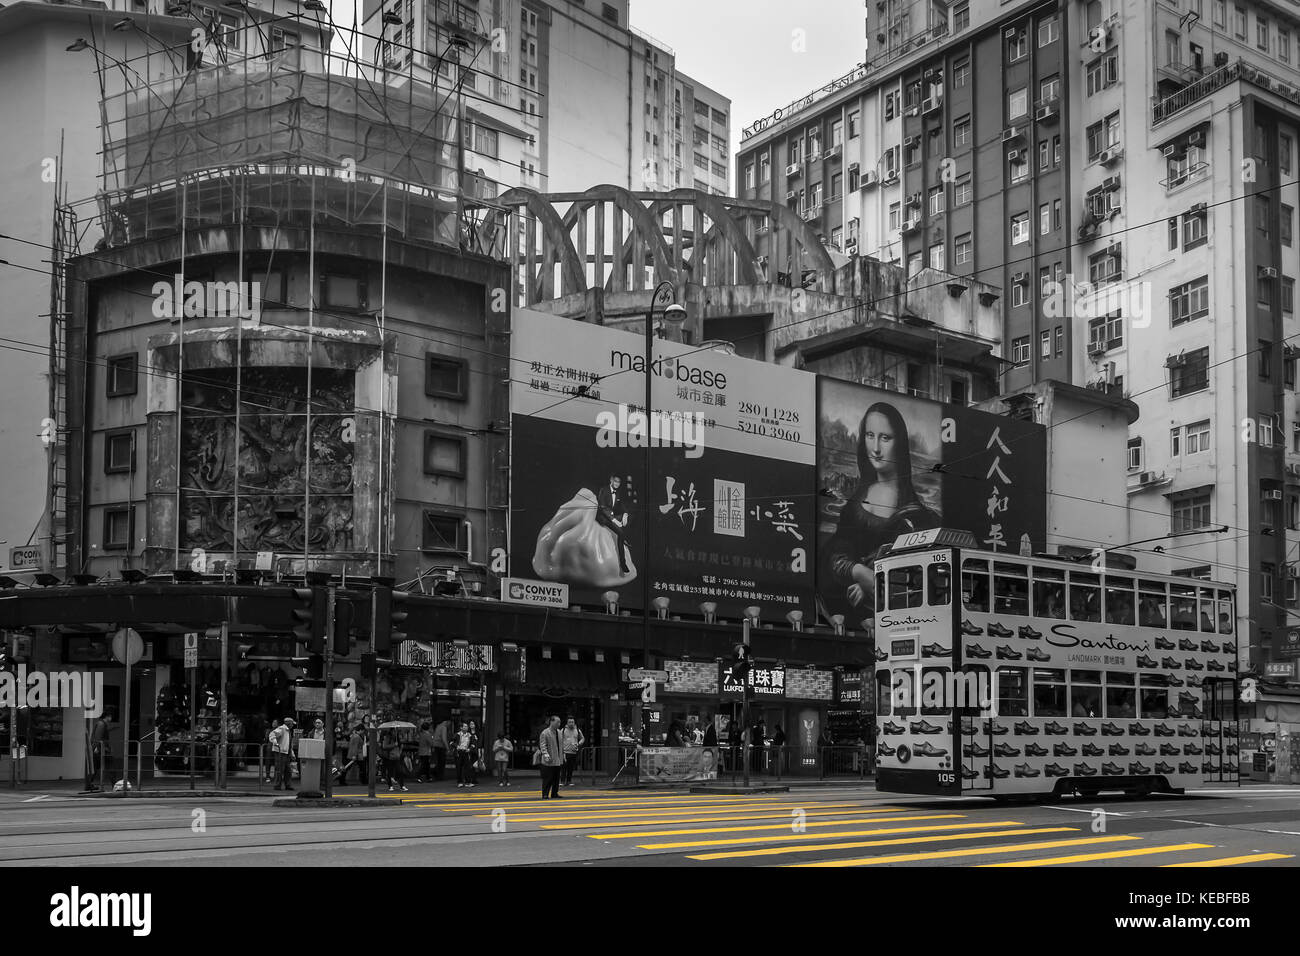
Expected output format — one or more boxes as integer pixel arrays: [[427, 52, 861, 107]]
[[468, 720, 483, 786], [383, 730, 408, 793], [561, 717, 585, 787], [454, 722, 475, 788], [416, 721, 433, 783]]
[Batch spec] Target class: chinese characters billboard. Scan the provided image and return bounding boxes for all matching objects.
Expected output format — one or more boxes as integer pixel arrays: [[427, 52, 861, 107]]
[[816, 378, 1047, 628], [510, 309, 817, 617]]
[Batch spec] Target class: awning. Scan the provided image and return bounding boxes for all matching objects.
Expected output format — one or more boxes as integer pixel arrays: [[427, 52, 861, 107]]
[[524, 658, 620, 693]]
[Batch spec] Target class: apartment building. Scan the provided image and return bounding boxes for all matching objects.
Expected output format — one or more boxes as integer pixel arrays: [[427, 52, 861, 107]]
[[737, 0, 1300, 676], [359, 0, 731, 195]]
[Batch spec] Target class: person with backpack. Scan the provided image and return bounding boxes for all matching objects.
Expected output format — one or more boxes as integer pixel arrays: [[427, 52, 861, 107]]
[[560, 717, 585, 787], [340, 724, 366, 786]]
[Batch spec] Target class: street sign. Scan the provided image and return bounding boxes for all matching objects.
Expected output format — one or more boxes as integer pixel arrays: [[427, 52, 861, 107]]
[[111, 628, 144, 666], [7, 546, 41, 571], [1266, 661, 1297, 678], [501, 577, 569, 608], [627, 668, 669, 682]]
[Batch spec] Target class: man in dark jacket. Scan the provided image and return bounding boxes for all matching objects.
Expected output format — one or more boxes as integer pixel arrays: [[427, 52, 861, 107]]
[[537, 715, 564, 799], [596, 474, 631, 574], [431, 718, 451, 781]]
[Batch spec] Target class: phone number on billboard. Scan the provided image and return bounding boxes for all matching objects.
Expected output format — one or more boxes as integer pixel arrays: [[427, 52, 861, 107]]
[[737, 420, 802, 442]]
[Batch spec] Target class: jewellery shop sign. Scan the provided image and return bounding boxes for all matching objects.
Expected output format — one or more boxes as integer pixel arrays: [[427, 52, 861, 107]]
[[398, 640, 496, 674]]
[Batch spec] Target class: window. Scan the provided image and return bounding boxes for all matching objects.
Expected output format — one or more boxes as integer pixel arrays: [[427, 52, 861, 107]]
[[1257, 17, 1269, 51], [1038, 13, 1058, 46], [1040, 203, 1051, 235], [1257, 195, 1271, 237], [106, 354, 138, 398], [601, 2, 619, 24], [884, 90, 899, 121], [1008, 87, 1028, 120], [1070, 671, 1102, 718], [1282, 204, 1294, 246], [848, 167, 860, 192], [1086, 112, 1120, 160], [888, 565, 925, 609], [104, 430, 134, 474], [423, 431, 466, 477], [889, 202, 901, 231], [955, 233, 972, 265], [1011, 212, 1029, 244], [1039, 140, 1051, 170], [1259, 275, 1274, 308], [1105, 672, 1136, 718], [1032, 669, 1067, 717], [103, 506, 133, 551], [759, 154, 771, 181], [993, 561, 1029, 616], [1039, 74, 1060, 103], [1170, 347, 1210, 397], [830, 172, 842, 200], [1009, 151, 1028, 183], [1040, 330, 1051, 359], [952, 1, 969, 33], [1086, 51, 1118, 96], [1013, 336, 1030, 365], [1069, 572, 1101, 622], [712, 108, 727, 126], [953, 57, 969, 87], [996, 667, 1029, 718], [1284, 277, 1295, 314], [1234, 6, 1246, 39], [953, 114, 971, 147], [1169, 277, 1209, 325], [831, 227, 843, 251], [1127, 438, 1143, 471], [1283, 134, 1294, 175], [1183, 420, 1211, 455], [1281, 29, 1291, 64], [426, 354, 467, 400], [1214, 0, 1226, 28], [929, 185, 945, 216], [1088, 246, 1121, 284], [961, 558, 990, 611], [1007, 27, 1027, 61], [954, 173, 972, 206], [848, 111, 859, 138], [1262, 563, 1275, 601], [1012, 281, 1029, 307], [830, 119, 843, 148], [1166, 30, 1182, 67], [1183, 208, 1208, 249], [744, 164, 754, 190], [320, 273, 367, 310], [1032, 569, 1065, 619], [1038, 267, 1051, 298], [423, 510, 466, 553], [929, 242, 945, 271], [1088, 313, 1123, 351]]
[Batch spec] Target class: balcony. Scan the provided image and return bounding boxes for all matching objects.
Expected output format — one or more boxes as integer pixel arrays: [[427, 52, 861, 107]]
[[800, 203, 823, 222], [1151, 57, 1300, 126], [1159, 161, 1209, 190]]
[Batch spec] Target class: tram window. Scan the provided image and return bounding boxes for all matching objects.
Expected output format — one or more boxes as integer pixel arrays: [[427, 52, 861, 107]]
[[928, 563, 952, 606], [1217, 591, 1234, 635], [1104, 576, 1135, 626], [1201, 679, 1232, 720], [876, 572, 886, 613], [1170, 585, 1197, 630], [888, 566, 925, 609], [891, 668, 916, 716], [1032, 568, 1066, 619], [1105, 672, 1136, 718], [875, 669, 891, 716], [1070, 670, 1102, 718], [1032, 668, 1067, 717], [996, 666, 1028, 717], [1069, 572, 1101, 622], [962, 559, 990, 612], [1138, 581, 1167, 627], [958, 664, 991, 714], [921, 667, 949, 715], [1199, 587, 1216, 632], [1139, 675, 1169, 719], [993, 563, 1029, 616]]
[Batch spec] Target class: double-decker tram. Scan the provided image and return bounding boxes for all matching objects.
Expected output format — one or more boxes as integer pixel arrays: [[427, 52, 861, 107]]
[[873, 528, 1240, 799]]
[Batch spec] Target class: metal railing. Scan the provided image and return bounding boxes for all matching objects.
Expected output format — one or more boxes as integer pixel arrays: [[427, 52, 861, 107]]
[[101, 739, 272, 791], [566, 744, 875, 787]]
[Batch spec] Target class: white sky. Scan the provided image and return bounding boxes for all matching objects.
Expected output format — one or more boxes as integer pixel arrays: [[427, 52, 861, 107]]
[[330, 0, 865, 158]]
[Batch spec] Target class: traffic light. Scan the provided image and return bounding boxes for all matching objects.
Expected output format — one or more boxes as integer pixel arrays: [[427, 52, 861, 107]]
[[290, 654, 324, 680], [371, 586, 410, 655], [333, 598, 354, 657], [732, 642, 750, 678], [291, 586, 327, 653]]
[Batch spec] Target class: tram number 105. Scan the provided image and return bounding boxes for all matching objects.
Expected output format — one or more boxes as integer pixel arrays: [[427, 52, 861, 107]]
[[937, 771, 956, 786]]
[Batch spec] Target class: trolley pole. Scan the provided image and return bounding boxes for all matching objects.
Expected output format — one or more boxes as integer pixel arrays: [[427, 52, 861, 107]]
[[323, 585, 336, 800]]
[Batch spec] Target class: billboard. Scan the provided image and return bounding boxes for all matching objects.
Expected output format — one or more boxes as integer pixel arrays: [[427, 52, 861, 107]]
[[816, 378, 1047, 628], [510, 310, 816, 617]]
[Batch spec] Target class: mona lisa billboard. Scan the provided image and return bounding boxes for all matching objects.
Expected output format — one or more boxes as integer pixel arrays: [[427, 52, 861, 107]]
[[510, 309, 817, 618], [817, 378, 1046, 628]]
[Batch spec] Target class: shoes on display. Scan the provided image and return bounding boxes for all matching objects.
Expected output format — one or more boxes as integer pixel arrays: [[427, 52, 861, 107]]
[[1018, 625, 1042, 639], [1128, 762, 1152, 775], [1053, 743, 1078, 757], [1073, 763, 1099, 776], [921, 643, 951, 658], [964, 742, 991, 758], [1024, 742, 1049, 757], [1154, 636, 1176, 651], [1128, 723, 1151, 736], [1073, 723, 1098, 736], [993, 743, 1021, 757], [1134, 743, 1157, 756], [1178, 638, 1198, 652], [1184, 658, 1204, 671], [965, 644, 993, 659], [1013, 763, 1040, 778], [996, 645, 1023, 660], [1101, 762, 1125, 776], [1101, 722, 1124, 736], [961, 620, 984, 636], [1013, 721, 1040, 735], [1082, 743, 1106, 757], [1045, 763, 1069, 777], [987, 623, 1015, 638], [1044, 721, 1069, 735], [1137, 655, 1158, 668], [913, 742, 949, 757], [1161, 657, 1182, 670], [910, 719, 944, 735], [1025, 647, 1051, 662]]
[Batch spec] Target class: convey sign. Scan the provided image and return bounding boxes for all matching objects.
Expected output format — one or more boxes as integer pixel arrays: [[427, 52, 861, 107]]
[[8, 546, 41, 571], [502, 577, 570, 608], [628, 668, 669, 682]]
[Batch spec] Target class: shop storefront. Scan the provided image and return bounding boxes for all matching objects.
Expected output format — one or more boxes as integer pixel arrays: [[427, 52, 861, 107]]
[[503, 648, 615, 769]]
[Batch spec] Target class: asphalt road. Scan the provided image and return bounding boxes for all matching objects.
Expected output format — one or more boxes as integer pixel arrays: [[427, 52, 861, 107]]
[[0, 784, 1296, 867]]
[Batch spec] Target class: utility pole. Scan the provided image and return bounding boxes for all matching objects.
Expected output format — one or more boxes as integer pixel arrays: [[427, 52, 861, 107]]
[[324, 585, 336, 799], [741, 618, 751, 789], [367, 589, 378, 799], [218, 621, 228, 789]]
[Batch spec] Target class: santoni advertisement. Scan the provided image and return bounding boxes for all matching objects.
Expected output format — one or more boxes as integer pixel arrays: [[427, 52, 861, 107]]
[[510, 309, 816, 617]]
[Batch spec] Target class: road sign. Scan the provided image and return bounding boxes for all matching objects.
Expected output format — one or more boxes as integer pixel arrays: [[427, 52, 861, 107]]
[[627, 668, 668, 682], [184, 648, 198, 669], [111, 628, 144, 666], [7, 546, 41, 571]]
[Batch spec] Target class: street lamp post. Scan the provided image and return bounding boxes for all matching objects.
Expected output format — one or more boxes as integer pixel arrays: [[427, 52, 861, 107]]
[[642, 281, 685, 745]]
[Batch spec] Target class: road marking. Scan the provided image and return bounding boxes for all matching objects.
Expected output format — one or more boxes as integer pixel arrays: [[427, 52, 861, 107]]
[[1043, 806, 1134, 816], [589, 814, 967, 840], [687, 827, 1080, 861], [1162, 853, 1295, 867], [635, 820, 1027, 850], [539, 809, 919, 830], [788, 835, 1138, 867], [1169, 818, 1300, 837], [416, 800, 853, 816], [21, 796, 51, 803], [980, 843, 1214, 866]]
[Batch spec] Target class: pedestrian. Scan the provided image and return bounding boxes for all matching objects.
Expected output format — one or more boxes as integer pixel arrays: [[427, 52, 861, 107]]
[[454, 722, 474, 788], [341, 723, 366, 786], [561, 717, 584, 787], [537, 715, 564, 799], [702, 719, 717, 748], [772, 724, 786, 776], [269, 718, 294, 791], [384, 730, 408, 793], [417, 721, 433, 783], [87, 710, 113, 791], [431, 717, 450, 781], [310, 718, 325, 739], [493, 732, 514, 787], [468, 720, 483, 785]]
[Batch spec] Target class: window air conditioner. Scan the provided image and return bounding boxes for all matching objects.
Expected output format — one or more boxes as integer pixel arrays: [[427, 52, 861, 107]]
[[1002, 126, 1022, 142], [1266, 490, 1284, 500], [1260, 266, 1279, 278]]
